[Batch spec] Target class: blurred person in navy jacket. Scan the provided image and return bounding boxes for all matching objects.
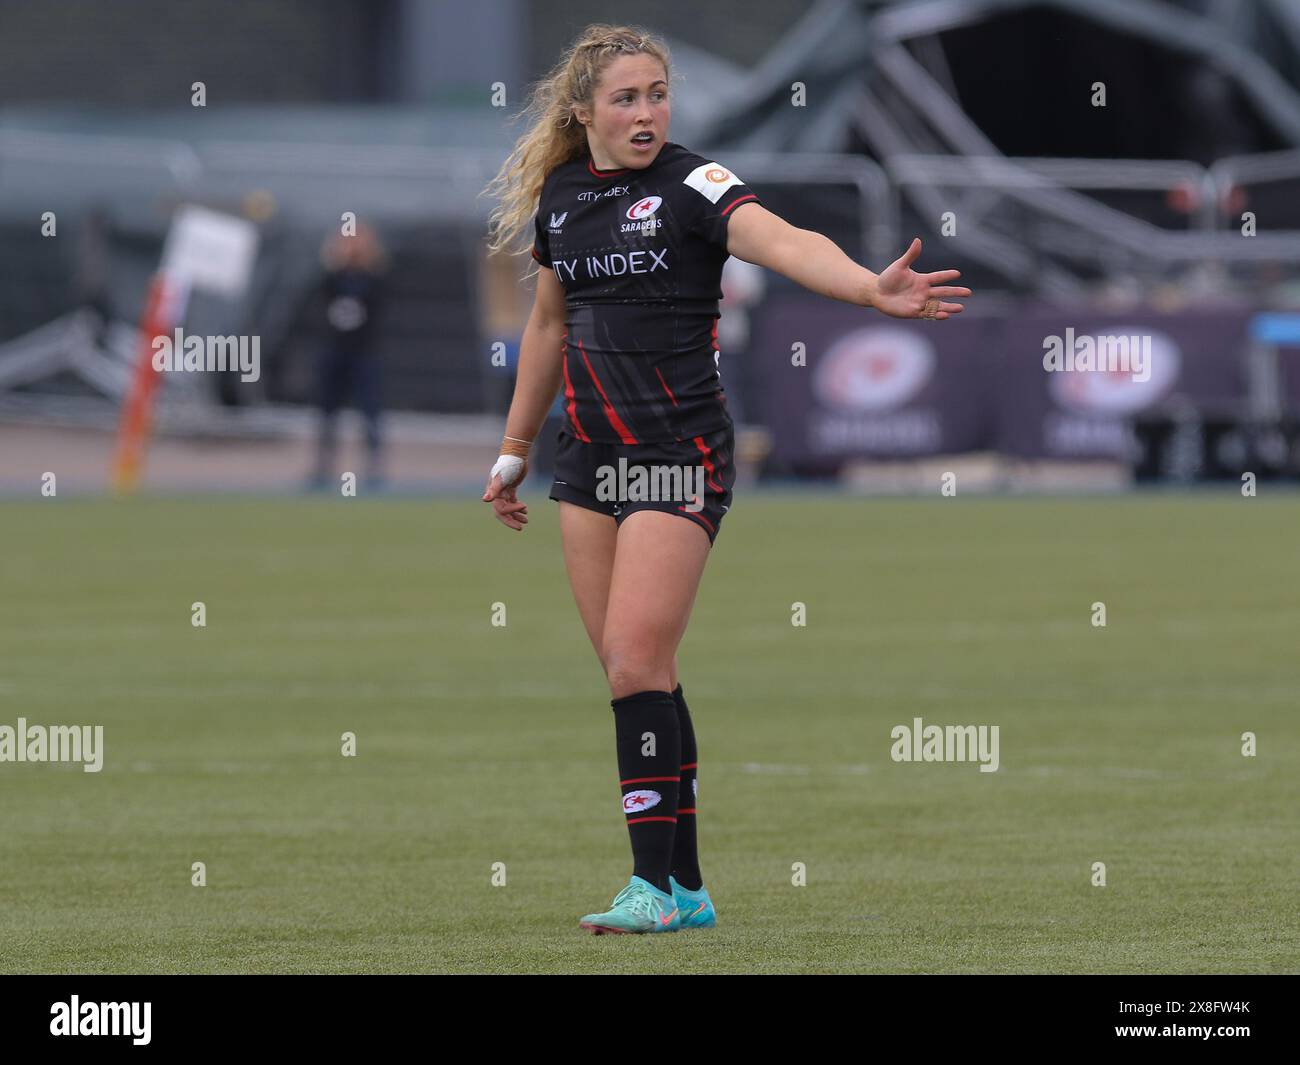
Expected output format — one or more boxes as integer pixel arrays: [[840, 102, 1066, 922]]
[[309, 224, 388, 491]]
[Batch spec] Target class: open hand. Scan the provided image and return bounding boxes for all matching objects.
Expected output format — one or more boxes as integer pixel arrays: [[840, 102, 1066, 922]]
[[874, 238, 971, 320]]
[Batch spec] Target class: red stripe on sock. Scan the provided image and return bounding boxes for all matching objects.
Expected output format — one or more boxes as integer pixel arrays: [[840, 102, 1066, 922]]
[[626, 815, 677, 825], [620, 775, 680, 785]]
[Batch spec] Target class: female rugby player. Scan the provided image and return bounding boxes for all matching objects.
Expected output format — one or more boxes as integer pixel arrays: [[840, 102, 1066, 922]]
[[481, 25, 969, 935]]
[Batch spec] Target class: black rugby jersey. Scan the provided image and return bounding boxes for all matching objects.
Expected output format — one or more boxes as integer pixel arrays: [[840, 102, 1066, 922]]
[[531, 142, 761, 444]]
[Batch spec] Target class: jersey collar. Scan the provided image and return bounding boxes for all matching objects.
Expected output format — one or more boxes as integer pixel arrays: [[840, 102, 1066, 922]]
[[587, 157, 631, 178], [584, 141, 674, 179]]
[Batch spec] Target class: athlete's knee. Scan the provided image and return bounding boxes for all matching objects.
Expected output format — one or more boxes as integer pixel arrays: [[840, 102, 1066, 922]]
[[607, 670, 672, 701], [603, 645, 671, 700]]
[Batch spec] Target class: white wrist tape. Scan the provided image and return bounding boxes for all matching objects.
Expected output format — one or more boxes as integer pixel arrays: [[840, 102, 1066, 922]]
[[489, 454, 526, 489]]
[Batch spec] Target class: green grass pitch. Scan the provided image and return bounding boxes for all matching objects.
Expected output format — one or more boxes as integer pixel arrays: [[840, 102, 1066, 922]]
[[1, 492, 1297, 973]]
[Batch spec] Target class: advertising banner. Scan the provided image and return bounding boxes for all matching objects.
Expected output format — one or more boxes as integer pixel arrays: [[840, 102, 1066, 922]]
[[751, 298, 1253, 470], [751, 296, 1000, 472], [996, 309, 1252, 460]]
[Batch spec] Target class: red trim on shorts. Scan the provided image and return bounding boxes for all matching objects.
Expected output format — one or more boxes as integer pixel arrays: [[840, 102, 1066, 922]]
[[677, 506, 716, 536], [692, 435, 724, 492]]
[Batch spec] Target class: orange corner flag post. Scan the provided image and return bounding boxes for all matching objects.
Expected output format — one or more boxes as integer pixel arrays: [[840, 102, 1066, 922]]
[[111, 206, 255, 494], [111, 273, 176, 495]]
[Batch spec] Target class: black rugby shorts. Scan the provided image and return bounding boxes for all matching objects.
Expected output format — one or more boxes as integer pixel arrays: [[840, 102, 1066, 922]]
[[547, 423, 735, 545]]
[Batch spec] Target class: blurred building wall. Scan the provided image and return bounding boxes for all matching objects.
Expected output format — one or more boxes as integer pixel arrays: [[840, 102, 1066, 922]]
[[0, 0, 811, 107], [0, 0, 387, 104], [525, 0, 807, 73], [390, 0, 525, 104]]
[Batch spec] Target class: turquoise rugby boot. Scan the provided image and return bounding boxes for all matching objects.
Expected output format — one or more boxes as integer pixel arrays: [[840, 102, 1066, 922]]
[[670, 875, 718, 929], [579, 875, 681, 935]]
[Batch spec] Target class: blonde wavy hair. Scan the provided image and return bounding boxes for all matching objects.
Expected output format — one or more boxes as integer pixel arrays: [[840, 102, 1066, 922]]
[[481, 24, 671, 272]]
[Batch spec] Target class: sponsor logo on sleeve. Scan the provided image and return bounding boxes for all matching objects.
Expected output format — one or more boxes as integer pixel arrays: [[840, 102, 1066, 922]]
[[683, 162, 743, 204]]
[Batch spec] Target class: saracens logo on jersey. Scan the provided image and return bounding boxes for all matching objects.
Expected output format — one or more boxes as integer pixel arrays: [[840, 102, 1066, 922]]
[[622, 789, 662, 814], [621, 195, 663, 234]]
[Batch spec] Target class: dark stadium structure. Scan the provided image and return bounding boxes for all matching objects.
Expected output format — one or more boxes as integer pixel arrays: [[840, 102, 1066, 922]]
[[1, 0, 1299, 421]]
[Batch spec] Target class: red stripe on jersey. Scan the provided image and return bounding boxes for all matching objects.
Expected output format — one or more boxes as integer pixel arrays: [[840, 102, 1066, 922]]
[[710, 318, 719, 352], [692, 435, 723, 492], [720, 194, 759, 217], [654, 365, 679, 407], [560, 335, 591, 442], [578, 339, 639, 444], [531, 247, 544, 263]]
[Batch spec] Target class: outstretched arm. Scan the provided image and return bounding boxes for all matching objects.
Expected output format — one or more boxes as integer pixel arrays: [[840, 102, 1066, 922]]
[[724, 202, 970, 320]]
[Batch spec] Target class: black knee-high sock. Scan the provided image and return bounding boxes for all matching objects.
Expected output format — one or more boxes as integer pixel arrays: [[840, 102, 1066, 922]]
[[670, 683, 704, 891], [610, 690, 679, 895]]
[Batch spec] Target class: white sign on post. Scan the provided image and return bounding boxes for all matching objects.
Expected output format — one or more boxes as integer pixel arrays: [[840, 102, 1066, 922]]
[[160, 205, 259, 299]]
